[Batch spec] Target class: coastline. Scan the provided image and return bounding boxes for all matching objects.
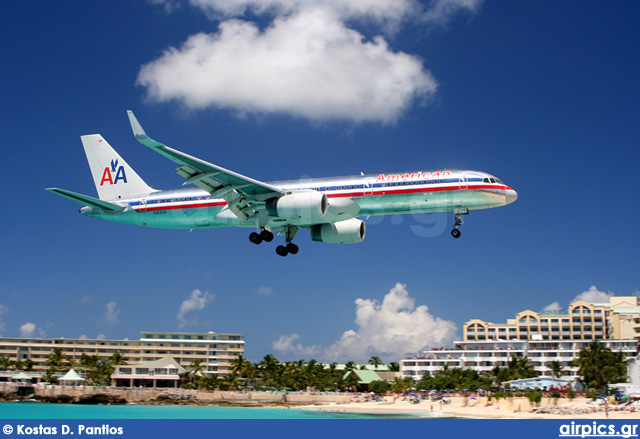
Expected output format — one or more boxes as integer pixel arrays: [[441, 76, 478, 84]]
[[296, 396, 640, 420], [3, 384, 640, 419]]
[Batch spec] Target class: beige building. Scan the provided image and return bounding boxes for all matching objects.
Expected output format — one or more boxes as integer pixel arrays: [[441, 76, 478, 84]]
[[111, 356, 185, 388], [463, 296, 640, 342], [0, 331, 244, 377]]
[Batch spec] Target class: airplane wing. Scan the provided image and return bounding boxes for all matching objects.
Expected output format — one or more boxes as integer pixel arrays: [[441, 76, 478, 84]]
[[45, 188, 127, 212], [127, 111, 284, 222]]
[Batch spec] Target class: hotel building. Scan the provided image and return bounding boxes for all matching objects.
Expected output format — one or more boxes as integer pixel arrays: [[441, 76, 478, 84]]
[[0, 331, 244, 377], [401, 296, 639, 383]]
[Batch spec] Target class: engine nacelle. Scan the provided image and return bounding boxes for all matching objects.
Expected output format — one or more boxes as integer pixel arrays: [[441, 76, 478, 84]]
[[266, 192, 328, 220], [310, 218, 366, 244]]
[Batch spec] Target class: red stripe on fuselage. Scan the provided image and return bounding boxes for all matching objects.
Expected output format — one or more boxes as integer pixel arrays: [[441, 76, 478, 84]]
[[132, 184, 506, 212]]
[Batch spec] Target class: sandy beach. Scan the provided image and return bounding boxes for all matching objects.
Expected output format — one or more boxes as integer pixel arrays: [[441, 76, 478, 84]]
[[298, 396, 640, 419]]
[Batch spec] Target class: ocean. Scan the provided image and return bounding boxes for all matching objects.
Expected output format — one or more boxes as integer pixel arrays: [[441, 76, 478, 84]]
[[0, 402, 449, 419]]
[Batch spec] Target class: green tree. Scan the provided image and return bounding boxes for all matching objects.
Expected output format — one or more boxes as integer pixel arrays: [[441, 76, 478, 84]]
[[388, 362, 400, 372], [0, 356, 12, 370], [369, 380, 391, 394], [548, 361, 564, 379], [368, 356, 383, 370], [111, 351, 127, 366], [46, 348, 68, 371], [572, 340, 627, 392]]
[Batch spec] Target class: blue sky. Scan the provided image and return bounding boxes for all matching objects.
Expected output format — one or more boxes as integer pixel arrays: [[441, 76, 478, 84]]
[[1, 1, 638, 364]]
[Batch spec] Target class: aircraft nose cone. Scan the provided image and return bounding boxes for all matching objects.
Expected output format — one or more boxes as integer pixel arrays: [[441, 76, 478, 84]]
[[505, 188, 518, 204]]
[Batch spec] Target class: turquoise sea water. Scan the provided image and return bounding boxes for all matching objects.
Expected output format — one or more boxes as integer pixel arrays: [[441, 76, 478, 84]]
[[0, 402, 451, 419]]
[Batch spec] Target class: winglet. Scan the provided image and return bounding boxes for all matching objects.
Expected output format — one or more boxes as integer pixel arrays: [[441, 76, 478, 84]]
[[127, 110, 147, 139]]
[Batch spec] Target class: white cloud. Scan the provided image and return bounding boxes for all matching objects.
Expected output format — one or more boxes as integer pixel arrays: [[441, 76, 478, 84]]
[[572, 285, 614, 304], [422, 0, 483, 26], [19, 322, 37, 338], [177, 289, 214, 328], [138, 8, 435, 123], [255, 286, 274, 296], [140, 0, 483, 123], [271, 283, 456, 363], [102, 302, 121, 326], [96, 334, 106, 340], [272, 334, 321, 358], [542, 301, 562, 312]]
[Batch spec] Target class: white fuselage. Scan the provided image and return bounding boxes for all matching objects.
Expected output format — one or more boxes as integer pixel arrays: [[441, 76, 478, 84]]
[[81, 169, 518, 229]]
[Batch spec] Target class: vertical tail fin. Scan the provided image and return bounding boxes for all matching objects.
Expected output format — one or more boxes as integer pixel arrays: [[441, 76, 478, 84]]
[[81, 134, 154, 200]]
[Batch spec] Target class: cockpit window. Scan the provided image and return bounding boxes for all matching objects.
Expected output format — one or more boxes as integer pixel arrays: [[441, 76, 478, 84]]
[[483, 178, 490, 183]]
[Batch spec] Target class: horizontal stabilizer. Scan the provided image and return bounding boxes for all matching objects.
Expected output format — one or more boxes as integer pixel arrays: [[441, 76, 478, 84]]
[[45, 188, 126, 212]]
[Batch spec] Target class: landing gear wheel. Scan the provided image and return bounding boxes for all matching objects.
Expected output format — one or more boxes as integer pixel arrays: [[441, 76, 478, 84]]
[[451, 229, 461, 239], [276, 245, 288, 257], [249, 232, 263, 244], [286, 243, 299, 255], [260, 230, 274, 242]]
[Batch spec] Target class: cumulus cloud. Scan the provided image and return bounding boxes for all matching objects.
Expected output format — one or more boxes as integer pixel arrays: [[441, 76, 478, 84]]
[[19, 322, 36, 337], [102, 302, 121, 326], [177, 289, 214, 328], [140, 0, 481, 123], [272, 283, 456, 362], [542, 301, 562, 312], [272, 334, 321, 358], [572, 285, 614, 304]]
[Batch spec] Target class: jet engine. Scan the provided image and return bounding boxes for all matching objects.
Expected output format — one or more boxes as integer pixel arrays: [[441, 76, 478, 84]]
[[310, 218, 366, 244], [266, 192, 328, 220]]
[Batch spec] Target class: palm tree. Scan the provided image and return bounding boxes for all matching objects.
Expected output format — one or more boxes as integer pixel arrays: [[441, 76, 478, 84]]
[[22, 359, 34, 371], [79, 354, 99, 373], [368, 356, 383, 370], [0, 356, 12, 370], [506, 356, 536, 380], [344, 361, 357, 373], [111, 351, 127, 366], [46, 348, 68, 371], [548, 361, 564, 379], [388, 362, 400, 372], [572, 340, 628, 392]]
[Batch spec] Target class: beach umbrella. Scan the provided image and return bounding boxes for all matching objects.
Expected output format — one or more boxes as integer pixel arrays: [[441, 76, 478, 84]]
[[597, 395, 606, 398]]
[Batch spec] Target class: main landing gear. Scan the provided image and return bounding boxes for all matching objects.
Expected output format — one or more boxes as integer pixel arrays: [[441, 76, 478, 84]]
[[451, 207, 468, 239], [249, 226, 300, 257], [249, 229, 274, 244]]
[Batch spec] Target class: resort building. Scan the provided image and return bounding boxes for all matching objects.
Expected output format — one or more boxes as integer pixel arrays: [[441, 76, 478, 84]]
[[463, 296, 640, 342], [401, 295, 640, 384], [401, 338, 637, 383], [111, 357, 185, 388], [0, 331, 244, 377]]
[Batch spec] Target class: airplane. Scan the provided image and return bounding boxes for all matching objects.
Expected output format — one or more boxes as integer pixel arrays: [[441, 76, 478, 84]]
[[47, 111, 518, 256]]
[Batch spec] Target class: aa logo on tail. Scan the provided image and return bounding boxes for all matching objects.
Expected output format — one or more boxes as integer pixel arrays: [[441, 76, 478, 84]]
[[100, 159, 128, 186]]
